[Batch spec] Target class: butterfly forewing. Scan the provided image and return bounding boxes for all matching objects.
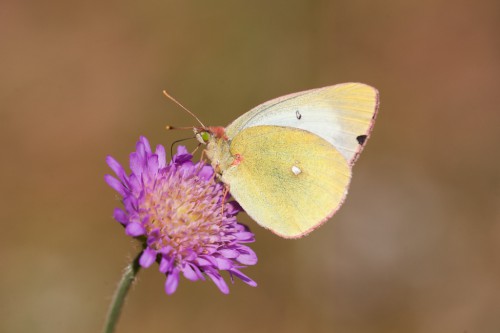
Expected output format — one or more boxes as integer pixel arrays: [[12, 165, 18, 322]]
[[225, 83, 379, 166]]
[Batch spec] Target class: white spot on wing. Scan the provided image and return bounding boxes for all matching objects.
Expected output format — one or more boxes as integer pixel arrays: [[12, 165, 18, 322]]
[[291, 165, 302, 175]]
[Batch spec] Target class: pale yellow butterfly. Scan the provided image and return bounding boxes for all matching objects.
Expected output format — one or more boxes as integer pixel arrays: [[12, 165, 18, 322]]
[[172, 83, 379, 238]]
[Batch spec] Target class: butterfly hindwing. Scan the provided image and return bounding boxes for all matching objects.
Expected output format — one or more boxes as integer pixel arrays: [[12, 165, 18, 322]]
[[221, 125, 351, 238]]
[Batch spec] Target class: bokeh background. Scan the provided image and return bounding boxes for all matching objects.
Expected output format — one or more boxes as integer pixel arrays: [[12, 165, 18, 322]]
[[2, 0, 499, 332]]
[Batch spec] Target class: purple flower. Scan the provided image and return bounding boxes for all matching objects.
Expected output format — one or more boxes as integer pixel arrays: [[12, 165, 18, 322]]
[[105, 137, 257, 294]]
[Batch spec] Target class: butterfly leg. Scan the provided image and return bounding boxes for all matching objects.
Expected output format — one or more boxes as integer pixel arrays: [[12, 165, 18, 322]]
[[190, 142, 202, 155], [220, 184, 231, 218], [199, 147, 208, 163]]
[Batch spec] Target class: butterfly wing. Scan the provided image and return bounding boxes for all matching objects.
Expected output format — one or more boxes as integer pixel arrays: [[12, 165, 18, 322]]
[[225, 83, 379, 166], [221, 125, 351, 238]]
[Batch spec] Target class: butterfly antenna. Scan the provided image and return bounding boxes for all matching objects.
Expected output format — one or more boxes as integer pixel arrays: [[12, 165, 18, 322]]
[[165, 125, 195, 131], [162, 90, 206, 128]]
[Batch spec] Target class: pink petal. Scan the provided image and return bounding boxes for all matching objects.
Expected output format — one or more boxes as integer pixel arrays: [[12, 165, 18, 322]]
[[165, 270, 179, 294], [159, 257, 171, 273], [195, 257, 213, 267], [234, 231, 254, 242], [230, 268, 257, 287], [139, 248, 157, 268], [104, 175, 126, 197], [176, 146, 188, 156], [198, 165, 214, 180], [182, 264, 199, 281], [147, 155, 159, 176], [237, 252, 258, 265], [206, 271, 229, 294], [113, 208, 128, 224], [215, 257, 233, 270], [219, 249, 239, 259], [155, 145, 166, 168], [139, 136, 152, 153], [129, 152, 143, 176], [125, 223, 145, 237], [106, 156, 126, 181]]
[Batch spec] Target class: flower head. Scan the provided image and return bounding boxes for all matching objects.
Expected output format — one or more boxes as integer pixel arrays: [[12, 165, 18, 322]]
[[105, 137, 257, 294]]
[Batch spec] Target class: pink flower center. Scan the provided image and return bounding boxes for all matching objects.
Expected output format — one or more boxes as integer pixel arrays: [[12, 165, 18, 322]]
[[139, 166, 225, 257]]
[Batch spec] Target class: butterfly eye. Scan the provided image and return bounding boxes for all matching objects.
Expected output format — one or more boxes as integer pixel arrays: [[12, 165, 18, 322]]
[[201, 131, 211, 142], [195, 131, 211, 145]]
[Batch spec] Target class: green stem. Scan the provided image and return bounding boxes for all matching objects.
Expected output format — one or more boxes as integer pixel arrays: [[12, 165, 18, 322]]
[[103, 251, 142, 333]]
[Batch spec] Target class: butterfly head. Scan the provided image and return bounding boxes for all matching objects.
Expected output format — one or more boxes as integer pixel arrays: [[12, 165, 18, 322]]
[[194, 126, 227, 145]]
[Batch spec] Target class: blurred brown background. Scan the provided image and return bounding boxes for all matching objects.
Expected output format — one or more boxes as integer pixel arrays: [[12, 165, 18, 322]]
[[1, 0, 499, 332]]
